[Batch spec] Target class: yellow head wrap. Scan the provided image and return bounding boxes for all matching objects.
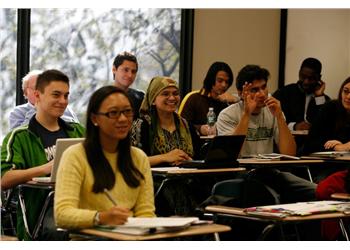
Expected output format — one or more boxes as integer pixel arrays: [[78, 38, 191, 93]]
[[140, 76, 179, 114]]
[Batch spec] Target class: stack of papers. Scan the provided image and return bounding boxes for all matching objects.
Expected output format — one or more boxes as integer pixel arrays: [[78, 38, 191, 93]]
[[97, 217, 201, 235], [244, 200, 350, 218]]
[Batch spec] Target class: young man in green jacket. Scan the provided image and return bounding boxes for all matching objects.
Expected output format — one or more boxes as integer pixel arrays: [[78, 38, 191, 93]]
[[1, 69, 85, 240]]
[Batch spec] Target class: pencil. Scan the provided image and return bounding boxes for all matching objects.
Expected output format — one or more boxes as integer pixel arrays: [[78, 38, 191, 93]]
[[103, 188, 117, 206]]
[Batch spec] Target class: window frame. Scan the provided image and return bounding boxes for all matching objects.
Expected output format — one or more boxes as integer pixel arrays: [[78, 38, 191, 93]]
[[15, 8, 194, 105]]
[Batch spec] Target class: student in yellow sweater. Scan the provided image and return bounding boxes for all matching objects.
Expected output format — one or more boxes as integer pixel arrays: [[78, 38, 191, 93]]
[[54, 86, 155, 230]]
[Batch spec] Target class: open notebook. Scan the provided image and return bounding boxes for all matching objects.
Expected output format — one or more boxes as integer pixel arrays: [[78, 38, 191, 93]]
[[97, 217, 201, 235], [178, 135, 246, 169], [32, 138, 84, 183]]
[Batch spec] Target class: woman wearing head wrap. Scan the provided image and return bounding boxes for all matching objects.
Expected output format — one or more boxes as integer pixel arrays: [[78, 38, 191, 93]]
[[131, 76, 204, 216], [131, 76, 200, 166]]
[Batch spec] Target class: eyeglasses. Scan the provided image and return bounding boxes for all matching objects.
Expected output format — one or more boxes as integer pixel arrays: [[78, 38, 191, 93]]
[[343, 88, 350, 95], [95, 108, 134, 119], [159, 91, 180, 98]]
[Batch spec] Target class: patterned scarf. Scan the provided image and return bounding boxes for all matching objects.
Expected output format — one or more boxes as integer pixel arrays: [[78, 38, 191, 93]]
[[151, 112, 194, 157], [139, 76, 194, 156]]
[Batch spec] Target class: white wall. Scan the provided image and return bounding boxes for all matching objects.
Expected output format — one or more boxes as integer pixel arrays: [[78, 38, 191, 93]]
[[285, 9, 350, 99], [192, 9, 281, 95]]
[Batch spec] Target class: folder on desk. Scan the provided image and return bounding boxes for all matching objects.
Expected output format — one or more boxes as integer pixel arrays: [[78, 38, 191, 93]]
[[97, 217, 200, 235]]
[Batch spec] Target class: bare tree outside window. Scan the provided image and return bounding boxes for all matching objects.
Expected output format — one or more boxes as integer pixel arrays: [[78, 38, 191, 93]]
[[0, 9, 17, 142], [0, 8, 181, 141], [30, 8, 181, 124]]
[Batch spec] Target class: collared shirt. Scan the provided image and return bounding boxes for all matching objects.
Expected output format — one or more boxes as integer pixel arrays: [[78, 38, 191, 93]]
[[8, 102, 79, 130]]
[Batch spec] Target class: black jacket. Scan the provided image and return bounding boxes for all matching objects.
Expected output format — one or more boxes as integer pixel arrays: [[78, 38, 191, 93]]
[[273, 83, 330, 126]]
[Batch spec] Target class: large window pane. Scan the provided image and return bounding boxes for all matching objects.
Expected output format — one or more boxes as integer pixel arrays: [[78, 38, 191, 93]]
[[0, 9, 17, 142], [30, 8, 181, 124]]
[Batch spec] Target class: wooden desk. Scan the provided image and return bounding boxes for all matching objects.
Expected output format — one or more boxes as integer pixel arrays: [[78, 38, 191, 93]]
[[238, 158, 324, 165], [206, 205, 350, 222], [0, 235, 18, 241], [206, 205, 350, 240], [152, 167, 246, 175], [79, 223, 231, 240], [238, 158, 324, 182], [291, 130, 309, 136], [301, 155, 350, 162], [152, 167, 246, 198], [332, 193, 350, 200]]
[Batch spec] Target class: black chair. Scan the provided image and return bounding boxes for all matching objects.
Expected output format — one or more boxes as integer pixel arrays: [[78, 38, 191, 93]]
[[1, 188, 17, 236], [211, 179, 244, 198], [207, 178, 285, 240], [211, 178, 280, 208]]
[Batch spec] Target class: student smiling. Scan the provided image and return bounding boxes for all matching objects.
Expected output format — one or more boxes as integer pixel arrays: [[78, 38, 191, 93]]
[[54, 86, 155, 231]]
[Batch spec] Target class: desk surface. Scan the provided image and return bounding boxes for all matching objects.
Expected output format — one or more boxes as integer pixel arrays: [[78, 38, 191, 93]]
[[301, 155, 350, 163], [329, 156, 350, 162], [0, 235, 18, 241], [331, 193, 350, 200], [79, 223, 231, 240], [25, 180, 55, 186], [206, 205, 350, 222], [152, 167, 246, 175], [238, 158, 324, 165], [291, 130, 309, 135]]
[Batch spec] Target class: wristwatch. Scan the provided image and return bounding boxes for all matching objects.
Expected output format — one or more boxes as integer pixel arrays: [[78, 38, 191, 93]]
[[93, 211, 100, 226]]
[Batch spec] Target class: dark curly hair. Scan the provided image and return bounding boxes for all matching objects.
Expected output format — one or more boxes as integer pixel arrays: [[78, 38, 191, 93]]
[[236, 64, 270, 91]]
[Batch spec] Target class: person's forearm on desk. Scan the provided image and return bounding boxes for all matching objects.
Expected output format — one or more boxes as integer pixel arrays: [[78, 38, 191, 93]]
[[1, 161, 52, 190], [148, 149, 191, 166]]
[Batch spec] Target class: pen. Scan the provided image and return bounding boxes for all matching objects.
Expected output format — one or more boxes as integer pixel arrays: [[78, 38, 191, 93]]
[[104, 188, 117, 206]]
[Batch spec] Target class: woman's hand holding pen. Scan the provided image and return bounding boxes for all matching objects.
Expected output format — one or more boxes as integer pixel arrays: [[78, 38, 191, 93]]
[[99, 206, 130, 225]]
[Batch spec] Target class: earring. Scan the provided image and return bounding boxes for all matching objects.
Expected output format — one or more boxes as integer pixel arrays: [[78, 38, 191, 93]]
[[94, 123, 98, 126]]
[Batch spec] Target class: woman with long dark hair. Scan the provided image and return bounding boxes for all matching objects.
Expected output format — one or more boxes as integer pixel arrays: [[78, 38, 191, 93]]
[[178, 61, 237, 136], [303, 76, 350, 154], [305, 76, 350, 240], [55, 86, 155, 229]]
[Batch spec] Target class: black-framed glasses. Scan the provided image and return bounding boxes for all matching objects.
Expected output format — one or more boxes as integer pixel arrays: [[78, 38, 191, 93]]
[[343, 88, 350, 96], [95, 108, 134, 119]]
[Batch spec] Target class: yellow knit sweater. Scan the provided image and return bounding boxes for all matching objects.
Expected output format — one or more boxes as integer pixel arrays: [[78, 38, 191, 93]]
[[54, 143, 155, 229]]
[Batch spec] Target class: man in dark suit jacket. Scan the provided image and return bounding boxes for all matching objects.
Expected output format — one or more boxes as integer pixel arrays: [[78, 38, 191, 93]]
[[273, 57, 330, 131]]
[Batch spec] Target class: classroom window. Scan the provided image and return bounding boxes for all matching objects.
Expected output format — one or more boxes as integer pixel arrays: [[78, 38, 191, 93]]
[[30, 8, 181, 125], [0, 9, 17, 142]]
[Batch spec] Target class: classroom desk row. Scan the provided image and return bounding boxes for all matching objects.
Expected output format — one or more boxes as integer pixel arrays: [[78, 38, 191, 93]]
[[15, 181, 231, 241], [78, 223, 231, 241], [15, 156, 350, 241], [205, 204, 350, 241]]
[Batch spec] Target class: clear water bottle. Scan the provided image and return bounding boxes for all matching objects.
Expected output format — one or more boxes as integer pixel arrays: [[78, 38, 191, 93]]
[[207, 107, 216, 136]]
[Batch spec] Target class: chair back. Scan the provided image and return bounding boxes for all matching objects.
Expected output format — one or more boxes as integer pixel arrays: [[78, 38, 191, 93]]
[[211, 178, 280, 208]]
